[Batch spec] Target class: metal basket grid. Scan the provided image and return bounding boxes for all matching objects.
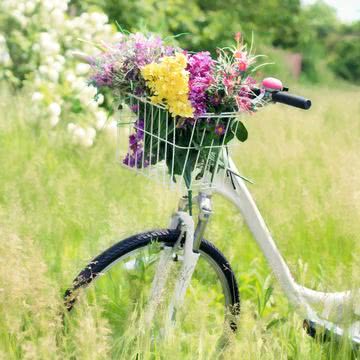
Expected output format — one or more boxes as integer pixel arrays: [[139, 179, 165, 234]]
[[117, 93, 241, 190]]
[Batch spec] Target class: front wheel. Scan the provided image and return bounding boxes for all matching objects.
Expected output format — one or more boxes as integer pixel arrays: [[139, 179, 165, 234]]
[[64, 229, 240, 341]]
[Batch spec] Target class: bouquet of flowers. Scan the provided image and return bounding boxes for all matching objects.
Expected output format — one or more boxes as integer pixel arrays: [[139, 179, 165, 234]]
[[89, 32, 267, 187]]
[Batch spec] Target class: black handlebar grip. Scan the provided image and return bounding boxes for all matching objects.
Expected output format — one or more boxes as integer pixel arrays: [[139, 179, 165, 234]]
[[272, 91, 312, 110]]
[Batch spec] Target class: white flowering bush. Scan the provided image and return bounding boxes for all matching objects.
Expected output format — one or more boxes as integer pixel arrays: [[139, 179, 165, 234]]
[[0, 0, 118, 147]]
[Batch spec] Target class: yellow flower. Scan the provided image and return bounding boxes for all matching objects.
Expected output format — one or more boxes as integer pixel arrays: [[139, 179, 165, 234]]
[[141, 53, 194, 118]]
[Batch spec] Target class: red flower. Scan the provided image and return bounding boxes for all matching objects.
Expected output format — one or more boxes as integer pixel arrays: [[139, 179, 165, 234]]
[[237, 60, 248, 72]]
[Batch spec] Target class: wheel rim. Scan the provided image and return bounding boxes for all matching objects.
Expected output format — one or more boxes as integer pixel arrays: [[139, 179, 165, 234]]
[[74, 242, 238, 346]]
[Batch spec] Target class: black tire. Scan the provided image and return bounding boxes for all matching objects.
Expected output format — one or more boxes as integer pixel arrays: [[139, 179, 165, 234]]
[[64, 229, 240, 330]]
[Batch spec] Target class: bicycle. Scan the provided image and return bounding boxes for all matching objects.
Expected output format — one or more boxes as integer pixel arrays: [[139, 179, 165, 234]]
[[65, 52, 360, 345]]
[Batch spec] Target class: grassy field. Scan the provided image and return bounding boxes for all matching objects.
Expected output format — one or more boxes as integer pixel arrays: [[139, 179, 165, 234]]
[[0, 85, 359, 359]]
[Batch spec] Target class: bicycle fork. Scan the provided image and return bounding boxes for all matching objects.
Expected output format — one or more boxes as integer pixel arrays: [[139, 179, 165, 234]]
[[145, 192, 212, 328]]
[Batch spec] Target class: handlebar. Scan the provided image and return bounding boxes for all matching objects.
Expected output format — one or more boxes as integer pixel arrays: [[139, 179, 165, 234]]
[[250, 88, 312, 110], [271, 91, 312, 110]]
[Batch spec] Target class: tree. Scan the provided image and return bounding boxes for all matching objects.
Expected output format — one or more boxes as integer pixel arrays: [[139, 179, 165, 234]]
[[330, 21, 360, 83]]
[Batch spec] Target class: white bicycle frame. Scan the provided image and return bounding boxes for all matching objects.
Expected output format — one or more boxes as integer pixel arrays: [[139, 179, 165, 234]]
[[149, 151, 360, 343], [72, 51, 359, 343]]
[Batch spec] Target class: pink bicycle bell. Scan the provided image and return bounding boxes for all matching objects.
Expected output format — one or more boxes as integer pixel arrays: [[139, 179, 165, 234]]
[[262, 77, 283, 91]]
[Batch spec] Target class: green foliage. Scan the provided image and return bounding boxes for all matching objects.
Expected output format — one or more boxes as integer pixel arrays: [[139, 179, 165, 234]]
[[85, 0, 303, 53], [75, 0, 359, 84], [329, 22, 360, 83], [234, 121, 248, 142]]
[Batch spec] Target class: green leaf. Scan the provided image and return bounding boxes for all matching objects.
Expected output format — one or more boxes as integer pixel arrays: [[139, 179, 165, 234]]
[[183, 161, 192, 188], [224, 128, 235, 144], [234, 121, 248, 142]]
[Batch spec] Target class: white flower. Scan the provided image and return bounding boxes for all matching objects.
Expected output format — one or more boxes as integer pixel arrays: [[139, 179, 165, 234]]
[[71, 79, 86, 91], [38, 65, 48, 75], [113, 32, 124, 42], [81, 84, 97, 101], [0, 0, 116, 149], [42, 0, 55, 11], [72, 126, 86, 144], [81, 137, 93, 147], [0, 51, 11, 66], [0, 35, 11, 66], [17, 3, 26, 12], [50, 9, 66, 25], [31, 92, 44, 102], [13, 11, 28, 28], [96, 93, 104, 105], [70, 125, 95, 147], [25, 1, 36, 14], [88, 100, 99, 111], [65, 71, 76, 83], [38, 32, 60, 55], [86, 127, 96, 139], [55, 55, 65, 64], [90, 12, 108, 26], [95, 110, 107, 129], [75, 63, 90, 76], [67, 122, 76, 133], [105, 120, 117, 137], [52, 62, 63, 73], [47, 68, 59, 82], [50, 115, 60, 127], [48, 102, 61, 117]]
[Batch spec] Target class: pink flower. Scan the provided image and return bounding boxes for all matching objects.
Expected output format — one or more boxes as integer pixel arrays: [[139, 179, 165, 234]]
[[237, 60, 248, 72], [223, 75, 235, 93], [234, 50, 244, 59], [130, 104, 139, 113], [234, 32, 242, 44], [236, 96, 252, 112], [233, 49, 250, 72], [244, 76, 257, 86]]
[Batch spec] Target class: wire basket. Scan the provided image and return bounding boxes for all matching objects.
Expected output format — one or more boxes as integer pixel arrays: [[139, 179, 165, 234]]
[[117, 93, 242, 190]]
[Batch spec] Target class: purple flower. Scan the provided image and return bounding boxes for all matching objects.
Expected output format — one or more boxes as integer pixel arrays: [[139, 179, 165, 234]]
[[187, 52, 215, 117], [90, 33, 177, 92], [123, 117, 148, 168], [130, 33, 174, 68], [92, 62, 114, 87], [123, 152, 149, 168], [164, 46, 175, 56], [130, 104, 139, 113], [129, 134, 140, 152], [215, 124, 226, 136], [135, 118, 144, 138], [134, 85, 146, 96], [210, 93, 221, 106], [123, 153, 140, 167]]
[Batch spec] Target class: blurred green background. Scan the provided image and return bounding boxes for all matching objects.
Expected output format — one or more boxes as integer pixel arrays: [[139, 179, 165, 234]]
[[0, 0, 360, 359], [1, 0, 359, 87], [40, 0, 360, 84]]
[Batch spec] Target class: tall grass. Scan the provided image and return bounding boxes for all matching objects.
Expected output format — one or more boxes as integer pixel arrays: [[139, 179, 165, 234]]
[[0, 85, 359, 359]]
